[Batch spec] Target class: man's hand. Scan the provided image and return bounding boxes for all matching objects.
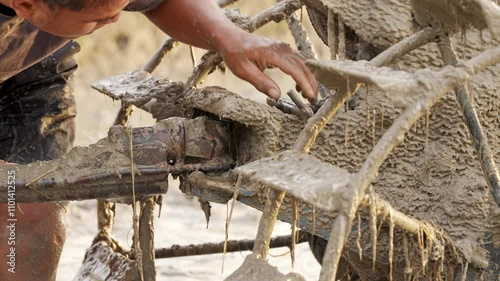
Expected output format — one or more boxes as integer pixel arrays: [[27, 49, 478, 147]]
[[146, 0, 318, 102], [220, 34, 318, 102]]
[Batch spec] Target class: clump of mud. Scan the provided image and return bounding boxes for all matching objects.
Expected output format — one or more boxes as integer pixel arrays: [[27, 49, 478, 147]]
[[225, 254, 306, 281]]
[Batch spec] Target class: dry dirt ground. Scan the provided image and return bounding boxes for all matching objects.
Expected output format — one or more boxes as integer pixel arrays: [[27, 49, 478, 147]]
[[56, 2, 328, 280]]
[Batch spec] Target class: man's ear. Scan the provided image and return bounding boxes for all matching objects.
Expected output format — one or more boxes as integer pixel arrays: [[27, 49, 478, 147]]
[[10, 0, 51, 27]]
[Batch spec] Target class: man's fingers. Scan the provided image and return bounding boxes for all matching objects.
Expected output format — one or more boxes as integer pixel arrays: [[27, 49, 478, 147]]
[[291, 56, 319, 102], [221, 37, 318, 102], [295, 56, 319, 100], [229, 57, 282, 99], [266, 44, 318, 102]]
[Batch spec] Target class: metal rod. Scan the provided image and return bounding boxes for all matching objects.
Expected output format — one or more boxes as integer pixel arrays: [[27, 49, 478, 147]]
[[139, 196, 158, 281], [370, 26, 439, 67], [154, 231, 310, 259], [327, 9, 336, 59], [142, 37, 179, 74], [287, 90, 314, 118]]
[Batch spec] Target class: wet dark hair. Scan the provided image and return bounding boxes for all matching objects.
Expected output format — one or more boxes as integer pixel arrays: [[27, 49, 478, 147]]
[[43, 0, 84, 11], [43, 0, 112, 11]]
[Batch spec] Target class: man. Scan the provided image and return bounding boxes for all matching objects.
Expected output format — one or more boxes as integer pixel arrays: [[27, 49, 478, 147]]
[[0, 0, 318, 280]]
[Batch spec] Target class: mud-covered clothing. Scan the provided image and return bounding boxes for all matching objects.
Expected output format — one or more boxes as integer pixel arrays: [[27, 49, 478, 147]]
[[0, 0, 165, 162], [0, 0, 166, 83], [0, 42, 78, 164]]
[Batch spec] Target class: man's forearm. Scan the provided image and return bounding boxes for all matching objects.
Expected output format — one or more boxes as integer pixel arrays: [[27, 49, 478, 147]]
[[145, 0, 319, 101], [145, 0, 246, 52]]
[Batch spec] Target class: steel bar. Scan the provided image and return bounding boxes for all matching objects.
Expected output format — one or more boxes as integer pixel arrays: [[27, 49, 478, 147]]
[[293, 87, 355, 153], [0, 172, 168, 203], [139, 196, 158, 281], [370, 26, 439, 67], [287, 90, 314, 118], [142, 37, 179, 74], [153, 231, 310, 259], [327, 9, 336, 59], [252, 189, 288, 259], [319, 214, 349, 281], [282, 5, 316, 60]]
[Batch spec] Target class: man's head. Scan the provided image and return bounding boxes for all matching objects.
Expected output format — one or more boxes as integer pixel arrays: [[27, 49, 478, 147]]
[[9, 0, 129, 39]]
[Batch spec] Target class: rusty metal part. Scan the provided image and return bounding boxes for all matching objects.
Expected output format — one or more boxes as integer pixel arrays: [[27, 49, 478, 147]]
[[150, 230, 310, 259], [0, 117, 234, 203], [108, 117, 233, 166]]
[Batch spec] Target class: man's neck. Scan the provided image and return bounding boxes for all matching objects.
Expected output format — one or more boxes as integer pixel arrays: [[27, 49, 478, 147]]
[[0, 0, 11, 8], [0, 0, 16, 17]]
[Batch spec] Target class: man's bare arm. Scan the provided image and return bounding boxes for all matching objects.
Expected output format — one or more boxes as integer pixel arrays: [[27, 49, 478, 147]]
[[145, 0, 318, 102]]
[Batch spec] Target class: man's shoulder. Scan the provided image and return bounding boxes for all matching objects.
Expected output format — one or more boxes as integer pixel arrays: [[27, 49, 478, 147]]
[[124, 0, 167, 13]]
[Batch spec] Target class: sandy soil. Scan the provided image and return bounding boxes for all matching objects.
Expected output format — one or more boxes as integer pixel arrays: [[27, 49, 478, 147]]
[[56, 2, 327, 280]]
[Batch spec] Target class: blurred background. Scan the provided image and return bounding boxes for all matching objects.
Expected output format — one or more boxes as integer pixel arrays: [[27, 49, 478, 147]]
[[59, 0, 329, 280]]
